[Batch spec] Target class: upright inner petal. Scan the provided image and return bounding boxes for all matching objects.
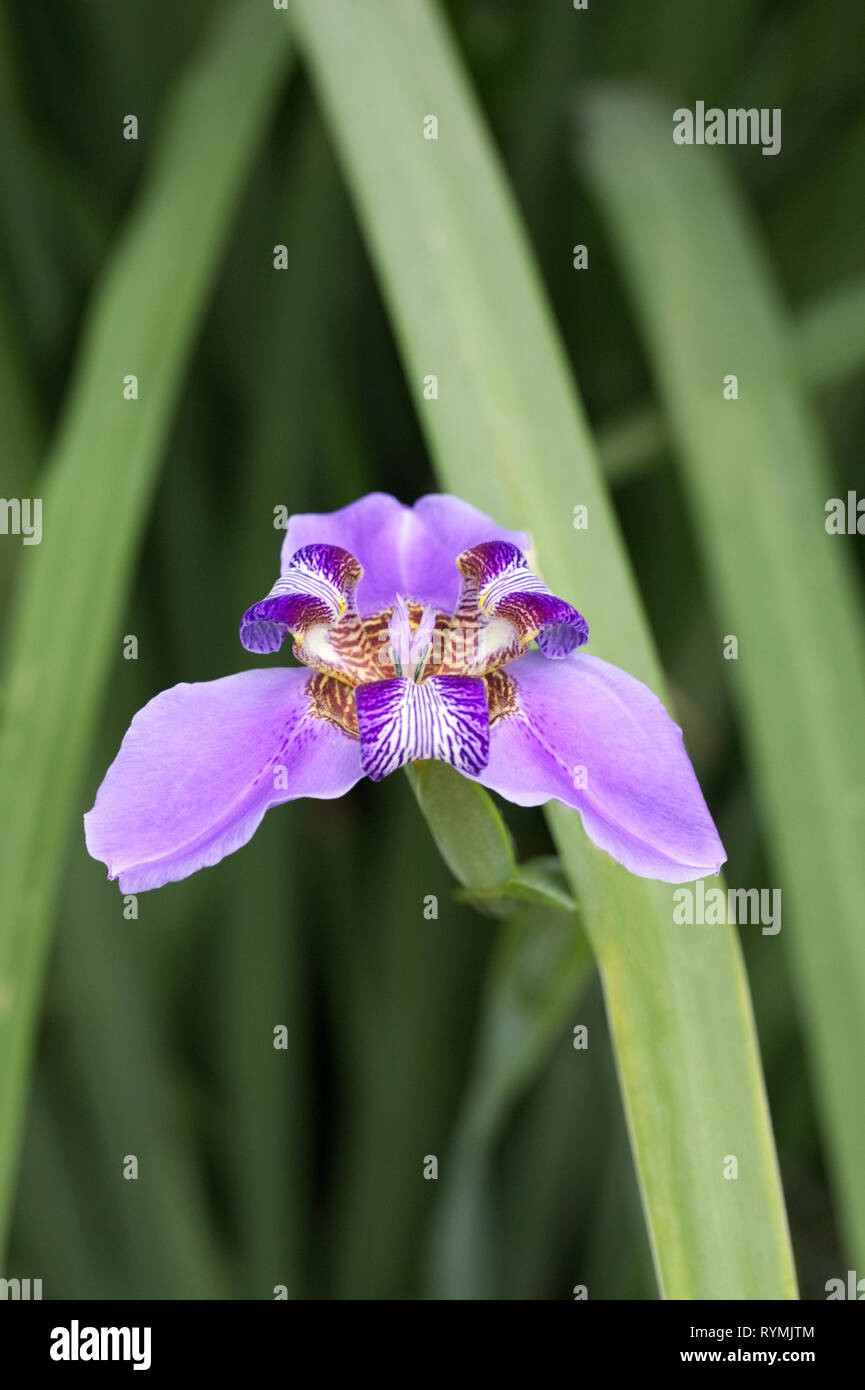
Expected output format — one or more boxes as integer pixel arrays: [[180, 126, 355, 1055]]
[[240, 542, 382, 684], [455, 541, 589, 667]]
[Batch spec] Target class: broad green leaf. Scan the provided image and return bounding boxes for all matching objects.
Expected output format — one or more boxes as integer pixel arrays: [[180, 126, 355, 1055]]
[[290, 0, 796, 1297], [579, 87, 865, 1266], [599, 271, 865, 483], [0, 0, 292, 1252]]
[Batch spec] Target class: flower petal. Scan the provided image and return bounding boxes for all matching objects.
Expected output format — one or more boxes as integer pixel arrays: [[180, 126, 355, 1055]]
[[84, 669, 363, 893], [240, 542, 362, 654], [355, 675, 490, 781], [240, 542, 382, 684], [456, 541, 588, 666], [474, 651, 726, 883], [281, 493, 529, 616]]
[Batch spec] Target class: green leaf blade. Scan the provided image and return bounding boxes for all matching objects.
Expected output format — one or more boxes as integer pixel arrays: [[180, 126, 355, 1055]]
[[578, 85, 865, 1270], [290, 0, 797, 1298], [0, 0, 293, 1253]]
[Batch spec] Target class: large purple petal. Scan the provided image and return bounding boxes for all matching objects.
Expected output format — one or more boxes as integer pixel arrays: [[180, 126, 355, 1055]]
[[355, 675, 490, 781], [85, 669, 363, 893], [474, 651, 726, 883], [281, 493, 529, 616]]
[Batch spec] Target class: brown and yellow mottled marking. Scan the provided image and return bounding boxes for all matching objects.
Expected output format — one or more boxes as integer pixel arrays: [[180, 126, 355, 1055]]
[[308, 671, 359, 737], [483, 667, 519, 725], [360, 603, 518, 681]]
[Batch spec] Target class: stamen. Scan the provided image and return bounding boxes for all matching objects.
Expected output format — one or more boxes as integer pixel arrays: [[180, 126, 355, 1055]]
[[411, 605, 438, 681], [388, 594, 412, 678], [387, 597, 439, 682]]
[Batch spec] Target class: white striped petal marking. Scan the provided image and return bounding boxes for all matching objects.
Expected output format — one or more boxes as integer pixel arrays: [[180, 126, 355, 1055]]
[[240, 543, 362, 655], [355, 676, 490, 781], [456, 541, 588, 663]]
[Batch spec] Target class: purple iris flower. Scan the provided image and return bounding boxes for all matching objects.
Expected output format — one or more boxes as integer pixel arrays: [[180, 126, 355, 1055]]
[[85, 493, 725, 892]]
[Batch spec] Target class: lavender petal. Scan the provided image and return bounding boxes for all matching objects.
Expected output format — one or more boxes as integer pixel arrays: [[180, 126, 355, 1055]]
[[281, 492, 529, 616], [84, 668, 363, 892], [474, 651, 726, 883]]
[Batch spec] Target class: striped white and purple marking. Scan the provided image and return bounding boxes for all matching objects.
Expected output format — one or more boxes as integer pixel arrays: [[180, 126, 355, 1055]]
[[457, 541, 588, 661], [355, 675, 490, 781], [240, 543, 361, 654]]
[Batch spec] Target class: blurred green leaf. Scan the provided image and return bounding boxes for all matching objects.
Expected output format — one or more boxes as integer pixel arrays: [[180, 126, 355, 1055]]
[[0, 0, 292, 1254], [579, 86, 865, 1267], [317, 777, 492, 1298], [290, 0, 796, 1297], [794, 270, 865, 391], [0, 278, 44, 638], [599, 271, 865, 482], [0, 279, 42, 488], [428, 900, 592, 1297], [407, 757, 587, 1296], [46, 855, 229, 1297]]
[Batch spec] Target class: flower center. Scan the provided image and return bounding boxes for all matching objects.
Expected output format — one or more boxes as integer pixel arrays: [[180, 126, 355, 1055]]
[[386, 595, 438, 681]]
